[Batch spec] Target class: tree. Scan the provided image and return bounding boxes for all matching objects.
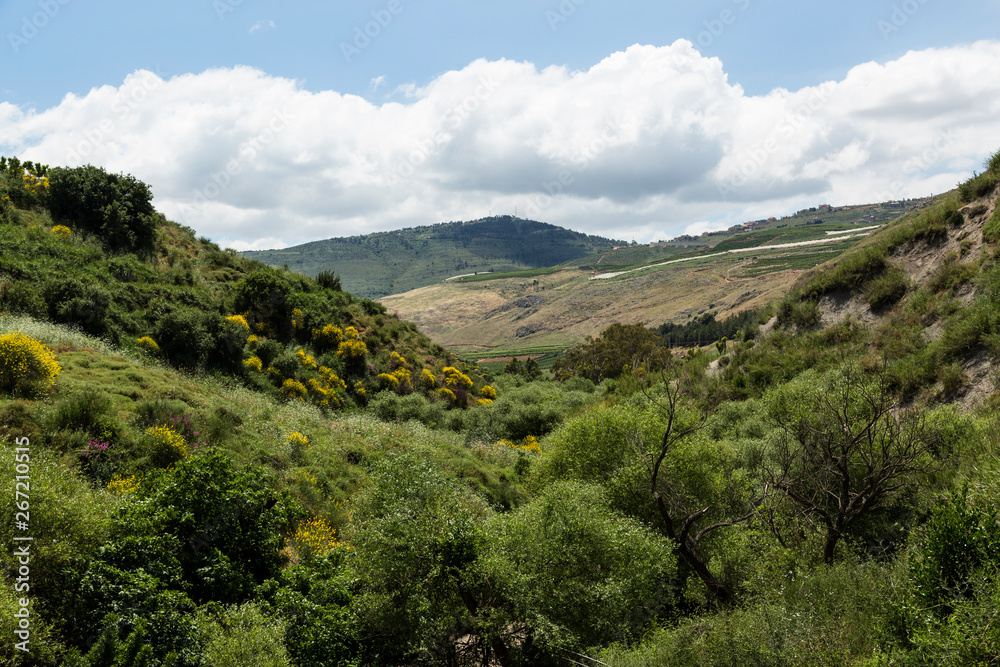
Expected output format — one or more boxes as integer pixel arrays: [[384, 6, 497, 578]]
[[46, 165, 157, 254], [640, 372, 762, 605], [764, 364, 934, 564], [552, 322, 666, 383], [347, 454, 501, 665]]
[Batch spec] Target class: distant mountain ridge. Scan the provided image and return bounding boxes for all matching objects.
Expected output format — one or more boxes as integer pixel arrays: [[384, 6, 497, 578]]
[[241, 216, 624, 299]]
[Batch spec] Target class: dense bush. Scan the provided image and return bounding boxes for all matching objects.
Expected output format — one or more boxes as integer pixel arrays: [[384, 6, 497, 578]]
[[478, 481, 675, 657], [42, 277, 111, 336], [46, 164, 157, 254], [0, 331, 61, 395], [0, 281, 46, 318], [120, 452, 296, 604]]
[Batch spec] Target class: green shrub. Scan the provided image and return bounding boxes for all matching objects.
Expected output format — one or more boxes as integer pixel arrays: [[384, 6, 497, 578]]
[[927, 258, 977, 294], [255, 338, 284, 368], [865, 266, 909, 310], [198, 603, 291, 667], [0, 281, 45, 318], [51, 389, 115, 435], [480, 481, 675, 656], [348, 454, 488, 664], [909, 489, 1000, 613], [777, 298, 820, 329], [983, 205, 1000, 244], [958, 171, 999, 203], [120, 452, 296, 604], [315, 270, 341, 291], [155, 308, 212, 368], [263, 557, 357, 667], [0, 331, 61, 396], [42, 277, 111, 336]]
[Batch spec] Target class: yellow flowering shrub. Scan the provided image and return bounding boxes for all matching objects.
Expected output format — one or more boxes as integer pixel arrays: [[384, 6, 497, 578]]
[[243, 356, 263, 373], [51, 225, 72, 240], [319, 366, 347, 392], [354, 381, 367, 399], [296, 349, 318, 369], [0, 332, 61, 395], [336, 339, 368, 359], [107, 475, 141, 495], [344, 326, 359, 340], [145, 425, 188, 466], [288, 516, 345, 562], [377, 373, 400, 390], [136, 336, 160, 355], [247, 334, 259, 346], [499, 435, 541, 454], [287, 431, 310, 460], [419, 368, 437, 389], [281, 378, 308, 401], [312, 324, 343, 349], [477, 398, 494, 406], [436, 386, 457, 403], [291, 308, 306, 330], [225, 314, 251, 332], [479, 385, 497, 400], [443, 366, 473, 390], [389, 351, 408, 368]]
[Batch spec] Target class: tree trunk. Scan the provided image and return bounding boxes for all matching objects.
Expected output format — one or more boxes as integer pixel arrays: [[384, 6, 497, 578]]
[[823, 528, 840, 565]]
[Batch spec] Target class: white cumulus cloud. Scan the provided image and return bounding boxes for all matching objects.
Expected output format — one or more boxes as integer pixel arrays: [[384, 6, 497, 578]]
[[2, 40, 1000, 249]]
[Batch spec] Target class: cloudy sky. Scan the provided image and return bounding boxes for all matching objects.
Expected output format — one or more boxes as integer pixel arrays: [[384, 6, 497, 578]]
[[2, 1, 999, 250]]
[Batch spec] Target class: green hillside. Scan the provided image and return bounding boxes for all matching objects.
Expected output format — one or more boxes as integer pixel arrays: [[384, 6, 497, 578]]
[[3, 152, 1000, 667], [241, 216, 624, 299]]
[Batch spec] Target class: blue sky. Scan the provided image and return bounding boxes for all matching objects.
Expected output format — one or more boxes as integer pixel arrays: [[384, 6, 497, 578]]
[[3, 0, 1000, 248]]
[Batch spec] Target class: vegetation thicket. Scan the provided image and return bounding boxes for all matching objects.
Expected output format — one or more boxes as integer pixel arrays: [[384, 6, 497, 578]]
[[2, 152, 1000, 666]]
